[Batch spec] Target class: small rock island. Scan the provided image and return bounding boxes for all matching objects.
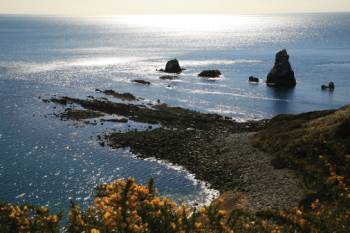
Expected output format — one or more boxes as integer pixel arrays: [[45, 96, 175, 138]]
[[159, 59, 184, 73], [198, 70, 222, 78]]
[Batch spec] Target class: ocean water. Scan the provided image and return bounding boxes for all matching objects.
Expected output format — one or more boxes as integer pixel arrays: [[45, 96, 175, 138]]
[[0, 13, 349, 212]]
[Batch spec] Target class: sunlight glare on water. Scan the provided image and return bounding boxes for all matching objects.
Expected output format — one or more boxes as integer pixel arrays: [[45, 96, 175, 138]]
[[102, 14, 272, 32]]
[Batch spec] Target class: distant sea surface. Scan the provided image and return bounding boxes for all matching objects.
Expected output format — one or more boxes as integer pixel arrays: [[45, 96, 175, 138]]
[[0, 13, 349, 212]]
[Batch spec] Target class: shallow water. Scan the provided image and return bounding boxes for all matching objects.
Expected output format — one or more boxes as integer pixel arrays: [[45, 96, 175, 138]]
[[0, 13, 349, 212]]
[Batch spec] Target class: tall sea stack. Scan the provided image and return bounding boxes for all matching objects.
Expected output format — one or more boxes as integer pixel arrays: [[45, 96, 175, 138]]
[[267, 49, 296, 87]]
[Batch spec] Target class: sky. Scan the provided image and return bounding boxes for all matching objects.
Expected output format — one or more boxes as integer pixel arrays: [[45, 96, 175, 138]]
[[1, 0, 350, 15]]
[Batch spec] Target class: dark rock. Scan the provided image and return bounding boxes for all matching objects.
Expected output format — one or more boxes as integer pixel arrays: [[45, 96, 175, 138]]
[[321, 82, 335, 91], [99, 141, 105, 147], [160, 75, 178, 80], [100, 89, 137, 101], [249, 76, 259, 83], [132, 79, 151, 85], [198, 70, 222, 78], [101, 118, 129, 123], [165, 59, 182, 73], [60, 109, 104, 121], [266, 49, 296, 87], [158, 59, 183, 73], [329, 82, 335, 90]]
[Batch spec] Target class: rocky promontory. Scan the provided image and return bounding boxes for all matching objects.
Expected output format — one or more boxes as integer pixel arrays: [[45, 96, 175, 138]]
[[43, 89, 308, 212]]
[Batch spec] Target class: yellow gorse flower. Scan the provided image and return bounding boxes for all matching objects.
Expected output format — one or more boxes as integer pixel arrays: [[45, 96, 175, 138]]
[[91, 228, 100, 233]]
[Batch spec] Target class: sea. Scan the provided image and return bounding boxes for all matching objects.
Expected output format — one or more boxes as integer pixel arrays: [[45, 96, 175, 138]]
[[0, 13, 349, 213]]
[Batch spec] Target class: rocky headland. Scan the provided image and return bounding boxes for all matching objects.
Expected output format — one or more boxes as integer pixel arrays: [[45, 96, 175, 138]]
[[45, 89, 338, 213]]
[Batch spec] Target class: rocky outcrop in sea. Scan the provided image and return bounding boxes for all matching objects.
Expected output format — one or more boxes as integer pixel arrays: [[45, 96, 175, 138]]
[[267, 49, 296, 87]]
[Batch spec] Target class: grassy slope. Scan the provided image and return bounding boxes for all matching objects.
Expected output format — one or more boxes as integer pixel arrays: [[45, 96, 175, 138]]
[[252, 105, 350, 198]]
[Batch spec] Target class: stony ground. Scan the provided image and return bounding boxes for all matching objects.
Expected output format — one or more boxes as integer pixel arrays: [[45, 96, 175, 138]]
[[215, 132, 304, 212], [105, 128, 305, 212]]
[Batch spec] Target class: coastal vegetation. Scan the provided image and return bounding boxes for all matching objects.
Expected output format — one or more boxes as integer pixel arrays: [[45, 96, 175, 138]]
[[0, 170, 349, 232]]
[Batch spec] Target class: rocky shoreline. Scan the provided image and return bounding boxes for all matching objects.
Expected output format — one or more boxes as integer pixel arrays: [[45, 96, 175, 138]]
[[43, 89, 307, 212]]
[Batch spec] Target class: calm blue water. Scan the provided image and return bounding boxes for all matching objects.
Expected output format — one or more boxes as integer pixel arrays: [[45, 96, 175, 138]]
[[0, 13, 349, 212]]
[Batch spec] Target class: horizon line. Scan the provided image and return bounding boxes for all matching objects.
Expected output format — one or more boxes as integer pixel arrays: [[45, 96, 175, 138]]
[[0, 10, 350, 18]]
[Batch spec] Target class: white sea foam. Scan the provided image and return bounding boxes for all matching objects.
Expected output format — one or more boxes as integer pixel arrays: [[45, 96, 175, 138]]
[[113, 147, 220, 206], [181, 59, 261, 67], [177, 87, 289, 102], [316, 61, 350, 68], [16, 193, 26, 199], [143, 157, 220, 206]]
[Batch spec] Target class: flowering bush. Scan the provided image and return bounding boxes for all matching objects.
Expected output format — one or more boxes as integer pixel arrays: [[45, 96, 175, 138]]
[[0, 168, 349, 233], [67, 178, 234, 233], [0, 203, 61, 233]]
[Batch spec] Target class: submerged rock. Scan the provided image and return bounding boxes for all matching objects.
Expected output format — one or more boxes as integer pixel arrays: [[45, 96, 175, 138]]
[[132, 79, 151, 85], [249, 76, 259, 83], [101, 118, 129, 123], [198, 70, 222, 78], [160, 75, 178, 80], [266, 49, 296, 87], [59, 109, 104, 121]]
